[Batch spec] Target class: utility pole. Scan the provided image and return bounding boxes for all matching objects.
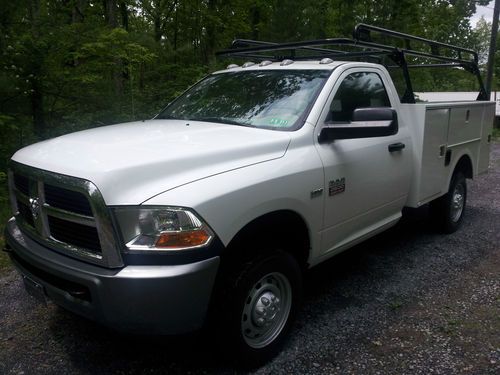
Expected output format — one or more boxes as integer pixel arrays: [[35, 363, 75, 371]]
[[485, 0, 500, 97]]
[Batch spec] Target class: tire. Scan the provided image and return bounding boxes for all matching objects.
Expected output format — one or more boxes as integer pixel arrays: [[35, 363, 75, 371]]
[[213, 250, 302, 368], [430, 171, 467, 233]]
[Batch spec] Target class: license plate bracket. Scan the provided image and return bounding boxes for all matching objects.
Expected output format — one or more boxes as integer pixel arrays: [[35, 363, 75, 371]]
[[23, 275, 47, 305]]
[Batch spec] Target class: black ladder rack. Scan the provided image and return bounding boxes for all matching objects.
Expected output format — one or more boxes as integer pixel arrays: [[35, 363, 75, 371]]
[[216, 24, 488, 103]]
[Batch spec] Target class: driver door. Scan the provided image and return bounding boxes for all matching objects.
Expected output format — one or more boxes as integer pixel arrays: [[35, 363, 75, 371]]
[[315, 68, 411, 257]]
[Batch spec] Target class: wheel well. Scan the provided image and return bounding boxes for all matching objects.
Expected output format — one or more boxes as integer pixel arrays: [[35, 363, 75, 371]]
[[454, 155, 473, 179], [224, 210, 310, 270]]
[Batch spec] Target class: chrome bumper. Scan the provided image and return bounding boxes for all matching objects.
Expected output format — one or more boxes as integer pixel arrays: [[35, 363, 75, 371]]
[[5, 218, 220, 334]]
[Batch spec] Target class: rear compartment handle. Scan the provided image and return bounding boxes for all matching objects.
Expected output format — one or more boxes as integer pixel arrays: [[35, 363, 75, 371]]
[[388, 142, 405, 152]]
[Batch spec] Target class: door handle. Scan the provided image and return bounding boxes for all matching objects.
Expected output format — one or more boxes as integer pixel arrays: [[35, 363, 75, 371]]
[[388, 142, 405, 152]]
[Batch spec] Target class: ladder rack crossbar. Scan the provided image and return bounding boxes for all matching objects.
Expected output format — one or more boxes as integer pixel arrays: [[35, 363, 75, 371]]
[[216, 24, 487, 102]]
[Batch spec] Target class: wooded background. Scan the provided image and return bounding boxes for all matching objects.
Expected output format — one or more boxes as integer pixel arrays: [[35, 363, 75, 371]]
[[0, 0, 497, 169]]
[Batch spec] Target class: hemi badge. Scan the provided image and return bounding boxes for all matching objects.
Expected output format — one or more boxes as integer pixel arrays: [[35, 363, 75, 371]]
[[310, 188, 323, 199]]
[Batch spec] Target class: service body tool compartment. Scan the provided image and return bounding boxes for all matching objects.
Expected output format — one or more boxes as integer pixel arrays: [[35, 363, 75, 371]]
[[441, 102, 494, 177], [404, 101, 494, 208]]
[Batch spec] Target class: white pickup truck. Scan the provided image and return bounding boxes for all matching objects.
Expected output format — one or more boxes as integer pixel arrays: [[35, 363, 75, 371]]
[[4, 25, 494, 365]]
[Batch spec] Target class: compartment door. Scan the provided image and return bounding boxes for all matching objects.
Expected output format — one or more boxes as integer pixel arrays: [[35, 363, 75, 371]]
[[419, 108, 450, 201], [478, 104, 495, 175]]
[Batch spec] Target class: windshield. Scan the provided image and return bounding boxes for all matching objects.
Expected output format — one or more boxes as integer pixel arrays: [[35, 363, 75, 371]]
[[156, 70, 331, 130]]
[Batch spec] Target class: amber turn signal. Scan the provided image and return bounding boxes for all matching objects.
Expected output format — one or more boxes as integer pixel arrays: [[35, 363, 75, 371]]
[[155, 229, 211, 248]]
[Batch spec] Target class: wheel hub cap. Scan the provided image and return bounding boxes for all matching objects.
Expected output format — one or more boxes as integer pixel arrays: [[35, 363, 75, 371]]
[[241, 272, 292, 349], [253, 291, 280, 327], [450, 183, 465, 222]]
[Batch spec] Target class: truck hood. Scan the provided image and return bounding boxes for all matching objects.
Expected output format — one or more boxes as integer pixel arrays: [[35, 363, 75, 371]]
[[12, 120, 291, 205]]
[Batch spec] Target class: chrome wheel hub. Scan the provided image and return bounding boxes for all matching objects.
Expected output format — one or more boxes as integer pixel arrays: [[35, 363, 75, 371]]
[[253, 291, 280, 327], [450, 183, 465, 222], [241, 272, 292, 349]]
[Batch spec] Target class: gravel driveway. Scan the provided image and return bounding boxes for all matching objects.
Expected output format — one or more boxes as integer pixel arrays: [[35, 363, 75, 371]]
[[1, 144, 499, 375]]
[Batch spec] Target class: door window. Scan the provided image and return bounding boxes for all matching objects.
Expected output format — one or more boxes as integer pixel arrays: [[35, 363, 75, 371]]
[[327, 72, 391, 123]]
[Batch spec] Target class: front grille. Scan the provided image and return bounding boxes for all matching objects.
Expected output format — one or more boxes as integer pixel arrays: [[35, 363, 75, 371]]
[[14, 174, 30, 196], [8, 163, 123, 268], [12, 172, 101, 254], [48, 216, 101, 252], [44, 183, 93, 216]]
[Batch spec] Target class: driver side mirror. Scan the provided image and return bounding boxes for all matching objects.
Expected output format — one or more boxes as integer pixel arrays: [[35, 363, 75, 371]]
[[318, 107, 398, 143]]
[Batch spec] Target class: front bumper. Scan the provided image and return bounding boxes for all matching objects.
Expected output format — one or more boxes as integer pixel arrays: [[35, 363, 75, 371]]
[[4, 218, 220, 334]]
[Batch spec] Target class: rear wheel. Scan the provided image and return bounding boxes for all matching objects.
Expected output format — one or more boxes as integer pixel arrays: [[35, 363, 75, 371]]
[[430, 171, 467, 233], [213, 250, 302, 367]]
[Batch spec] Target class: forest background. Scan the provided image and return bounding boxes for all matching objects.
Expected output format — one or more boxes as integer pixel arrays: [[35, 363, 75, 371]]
[[0, 0, 498, 261]]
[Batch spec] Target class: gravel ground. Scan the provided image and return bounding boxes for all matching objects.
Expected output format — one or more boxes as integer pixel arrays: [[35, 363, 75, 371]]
[[1, 144, 499, 375]]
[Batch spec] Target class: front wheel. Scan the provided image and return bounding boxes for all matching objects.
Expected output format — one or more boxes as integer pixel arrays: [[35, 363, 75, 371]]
[[430, 171, 467, 233], [214, 251, 302, 367]]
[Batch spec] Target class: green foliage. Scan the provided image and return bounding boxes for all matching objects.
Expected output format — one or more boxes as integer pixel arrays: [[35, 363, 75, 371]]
[[0, 0, 494, 154], [493, 126, 500, 141]]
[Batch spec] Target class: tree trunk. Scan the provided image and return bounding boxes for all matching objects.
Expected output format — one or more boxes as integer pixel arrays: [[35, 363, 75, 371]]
[[104, 0, 123, 96], [29, 0, 40, 37], [143, 0, 164, 42], [154, 14, 162, 42], [72, 0, 87, 23], [204, 0, 217, 64], [173, 4, 178, 51], [31, 78, 45, 139], [28, 0, 46, 138], [120, 1, 129, 30], [138, 62, 145, 90], [251, 6, 260, 40], [104, 0, 118, 28]]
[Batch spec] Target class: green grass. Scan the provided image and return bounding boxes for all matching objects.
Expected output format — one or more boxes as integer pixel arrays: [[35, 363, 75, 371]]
[[493, 126, 500, 141]]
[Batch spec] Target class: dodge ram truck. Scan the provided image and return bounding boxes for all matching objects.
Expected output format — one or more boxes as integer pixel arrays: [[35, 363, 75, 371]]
[[3, 24, 494, 365]]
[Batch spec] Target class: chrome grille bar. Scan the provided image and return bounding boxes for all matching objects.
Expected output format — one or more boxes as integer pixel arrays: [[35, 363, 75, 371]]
[[43, 205, 96, 227]]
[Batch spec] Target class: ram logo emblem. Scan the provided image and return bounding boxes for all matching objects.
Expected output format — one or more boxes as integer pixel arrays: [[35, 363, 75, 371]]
[[29, 197, 41, 220]]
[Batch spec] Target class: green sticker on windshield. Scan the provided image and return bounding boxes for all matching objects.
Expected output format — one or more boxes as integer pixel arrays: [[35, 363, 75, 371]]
[[269, 118, 289, 127]]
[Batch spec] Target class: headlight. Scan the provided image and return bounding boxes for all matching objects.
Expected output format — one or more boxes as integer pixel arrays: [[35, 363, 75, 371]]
[[113, 207, 213, 251]]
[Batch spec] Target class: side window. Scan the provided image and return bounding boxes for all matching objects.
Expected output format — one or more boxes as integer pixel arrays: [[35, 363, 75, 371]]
[[327, 72, 391, 123]]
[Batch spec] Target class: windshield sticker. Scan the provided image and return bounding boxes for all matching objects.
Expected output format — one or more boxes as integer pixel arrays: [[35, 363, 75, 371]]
[[269, 118, 289, 127]]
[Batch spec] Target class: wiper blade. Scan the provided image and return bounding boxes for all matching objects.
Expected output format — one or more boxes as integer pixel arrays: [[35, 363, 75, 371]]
[[191, 117, 251, 127]]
